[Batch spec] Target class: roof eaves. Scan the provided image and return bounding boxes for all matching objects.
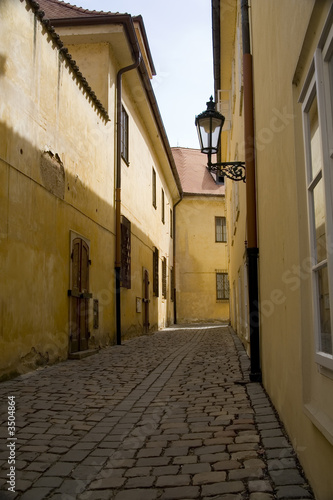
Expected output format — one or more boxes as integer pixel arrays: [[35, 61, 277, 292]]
[[182, 191, 225, 197], [133, 15, 156, 76]]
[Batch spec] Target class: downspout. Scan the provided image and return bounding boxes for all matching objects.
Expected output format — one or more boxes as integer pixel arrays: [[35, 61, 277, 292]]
[[172, 194, 183, 324], [241, 0, 261, 381], [115, 53, 141, 346]]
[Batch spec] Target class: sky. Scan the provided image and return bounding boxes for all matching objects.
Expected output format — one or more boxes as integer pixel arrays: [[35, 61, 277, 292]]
[[72, 0, 214, 148]]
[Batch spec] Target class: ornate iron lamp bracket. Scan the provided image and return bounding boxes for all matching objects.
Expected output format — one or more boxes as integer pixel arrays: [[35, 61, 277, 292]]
[[208, 161, 246, 182]]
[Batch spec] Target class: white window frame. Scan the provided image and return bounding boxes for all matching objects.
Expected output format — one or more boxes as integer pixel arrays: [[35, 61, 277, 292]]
[[300, 22, 333, 371]]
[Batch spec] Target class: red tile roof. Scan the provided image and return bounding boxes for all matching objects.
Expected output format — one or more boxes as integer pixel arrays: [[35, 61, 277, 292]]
[[172, 147, 225, 196], [37, 0, 117, 18]]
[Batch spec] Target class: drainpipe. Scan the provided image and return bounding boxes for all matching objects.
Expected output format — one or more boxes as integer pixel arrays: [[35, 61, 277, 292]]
[[241, 0, 262, 381], [115, 54, 141, 346], [172, 194, 183, 324]]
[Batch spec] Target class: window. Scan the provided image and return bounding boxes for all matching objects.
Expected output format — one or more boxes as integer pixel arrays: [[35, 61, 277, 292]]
[[153, 247, 159, 297], [162, 257, 167, 299], [300, 23, 333, 370], [152, 167, 157, 209], [121, 216, 131, 289], [215, 216, 227, 242], [170, 209, 173, 238], [216, 273, 229, 300], [121, 105, 129, 164], [161, 189, 165, 224]]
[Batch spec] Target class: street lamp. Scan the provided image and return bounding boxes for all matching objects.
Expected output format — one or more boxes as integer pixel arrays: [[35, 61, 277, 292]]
[[195, 96, 246, 182]]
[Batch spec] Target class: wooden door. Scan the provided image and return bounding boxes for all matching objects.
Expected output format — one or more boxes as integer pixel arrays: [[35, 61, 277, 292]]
[[70, 238, 90, 353]]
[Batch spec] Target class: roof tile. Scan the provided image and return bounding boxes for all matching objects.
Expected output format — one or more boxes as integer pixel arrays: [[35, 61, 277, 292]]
[[172, 147, 225, 196], [37, 0, 119, 19]]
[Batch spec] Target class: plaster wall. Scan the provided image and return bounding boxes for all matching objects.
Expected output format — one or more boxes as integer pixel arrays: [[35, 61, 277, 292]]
[[225, 0, 333, 497], [120, 87, 176, 335], [251, 2, 333, 498], [0, 0, 115, 379], [66, 42, 110, 111], [176, 196, 229, 323], [57, 20, 178, 337]]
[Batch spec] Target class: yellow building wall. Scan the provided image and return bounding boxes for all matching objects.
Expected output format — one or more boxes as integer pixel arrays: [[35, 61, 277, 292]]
[[57, 22, 179, 338], [252, 2, 333, 498], [0, 1, 180, 379], [176, 196, 229, 323], [120, 87, 176, 336], [0, 0, 115, 379], [225, 1, 333, 498], [66, 43, 110, 111]]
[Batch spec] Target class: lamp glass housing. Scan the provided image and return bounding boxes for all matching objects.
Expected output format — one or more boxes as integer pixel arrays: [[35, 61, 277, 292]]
[[195, 97, 225, 155]]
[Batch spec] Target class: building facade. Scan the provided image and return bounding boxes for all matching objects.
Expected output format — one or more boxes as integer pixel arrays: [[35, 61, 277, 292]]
[[173, 147, 229, 324], [213, 1, 333, 498], [0, 0, 180, 380]]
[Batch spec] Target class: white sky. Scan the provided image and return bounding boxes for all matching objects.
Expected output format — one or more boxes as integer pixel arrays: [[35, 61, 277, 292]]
[[72, 0, 214, 148]]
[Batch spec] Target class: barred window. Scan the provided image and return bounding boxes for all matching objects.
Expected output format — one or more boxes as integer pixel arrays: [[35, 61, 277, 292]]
[[215, 216, 227, 242], [121, 216, 131, 289], [216, 273, 229, 300]]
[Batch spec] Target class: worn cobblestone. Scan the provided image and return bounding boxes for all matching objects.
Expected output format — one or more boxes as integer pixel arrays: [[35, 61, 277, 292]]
[[0, 324, 315, 499]]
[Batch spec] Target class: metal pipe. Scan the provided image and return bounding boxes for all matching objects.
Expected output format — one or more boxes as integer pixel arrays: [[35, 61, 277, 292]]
[[115, 49, 141, 346], [241, 0, 261, 381], [172, 193, 183, 324]]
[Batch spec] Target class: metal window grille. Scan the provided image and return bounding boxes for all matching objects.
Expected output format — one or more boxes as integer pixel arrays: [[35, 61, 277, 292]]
[[121, 216, 131, 289], [216, 273, 229, 300]]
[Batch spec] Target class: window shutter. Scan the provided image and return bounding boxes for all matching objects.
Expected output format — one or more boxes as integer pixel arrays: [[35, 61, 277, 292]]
[[162, 257, 167, 299], [153, 247, 159, 297], [121, 216, 131, 289], [161, 189, 165, 224], [171, 266, 175, 302], [152, 168, 157, 208]]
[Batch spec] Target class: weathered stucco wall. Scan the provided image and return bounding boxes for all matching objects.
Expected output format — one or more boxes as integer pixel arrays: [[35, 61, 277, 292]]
[[224, 0, 333, 497], [0, 0, 115, 379], [251, 2, 333, 498], [0, 1, 179, 379], [120, 87, 176, 335], [176, 196, 229, 323]]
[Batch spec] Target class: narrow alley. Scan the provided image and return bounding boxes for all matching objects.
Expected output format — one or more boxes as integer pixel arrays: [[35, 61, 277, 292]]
[[0, 325, 314, 500]]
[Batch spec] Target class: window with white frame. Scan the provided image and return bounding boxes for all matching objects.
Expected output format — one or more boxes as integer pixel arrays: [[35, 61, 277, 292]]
[[300, 22, 333, 370], [215, 216, 227, 242]]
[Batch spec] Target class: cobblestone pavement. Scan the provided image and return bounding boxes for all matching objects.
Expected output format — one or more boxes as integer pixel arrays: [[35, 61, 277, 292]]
[[0, 325, 315, 500]]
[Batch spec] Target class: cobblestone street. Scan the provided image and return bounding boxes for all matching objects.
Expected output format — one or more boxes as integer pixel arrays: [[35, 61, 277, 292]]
[[0, 325, 315, 500]]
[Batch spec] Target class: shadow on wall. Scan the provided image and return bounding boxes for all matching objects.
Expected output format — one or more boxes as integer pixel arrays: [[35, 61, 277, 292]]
[[0, 122, 168, 380]]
